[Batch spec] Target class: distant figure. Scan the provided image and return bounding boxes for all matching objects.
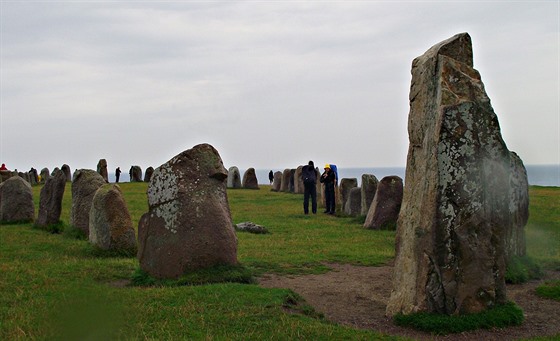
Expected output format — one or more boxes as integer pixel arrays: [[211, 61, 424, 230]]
[[115, 167, 122, 183], [268, 170, 273, 184], [320, 164, 336, 214], [0, 163, 7, 171], [301, 161, 317, 214]]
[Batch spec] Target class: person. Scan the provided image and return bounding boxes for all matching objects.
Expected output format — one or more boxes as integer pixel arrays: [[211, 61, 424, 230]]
[[0, 163, 7, 171], [320, 163, 336, 214], [268, 170, 273, 185], [301, 161, 317, 214], [115, 167, 122, 183]]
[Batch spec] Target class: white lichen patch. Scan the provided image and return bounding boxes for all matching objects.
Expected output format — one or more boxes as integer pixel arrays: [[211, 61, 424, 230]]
[[153, 200, 180, 234], [148, 165, 179, 206]]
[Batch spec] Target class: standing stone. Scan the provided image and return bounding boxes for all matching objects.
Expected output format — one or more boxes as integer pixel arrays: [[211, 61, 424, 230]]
[[28, 168, 39, 185], [281, 169, 291, 192], [339, 178, 357, 210], [40, 168, 50, 183], [36, 168, 66, 227], [138, 143, 238, 279], [506, 152, 529, 261], [61, 164, 72, 182], [242, 168, 259, 189], [0, 176, 34, 223], [144, 167, 154, 182], [386, 33, 518, 316], [363, 176, 403, 230], [289, 169, 296, 193], [0, 170, 14, 183], [97, 159, 109, 183], [227, 166, 242, 189], [360, 174, 379, 216], [129, 166, 142, 182], [272, 171, 282, 192], [70, 169, 106, 236], [89, 184, 137, 253], [344, 187, 362, 216], [294, 166, 304, 194]]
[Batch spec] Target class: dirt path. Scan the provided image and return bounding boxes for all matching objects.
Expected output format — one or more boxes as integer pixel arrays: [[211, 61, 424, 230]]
[[258, 264, 560, 340]]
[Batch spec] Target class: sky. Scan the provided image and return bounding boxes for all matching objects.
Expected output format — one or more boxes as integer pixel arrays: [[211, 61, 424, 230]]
[[1, 1, 558, 175]]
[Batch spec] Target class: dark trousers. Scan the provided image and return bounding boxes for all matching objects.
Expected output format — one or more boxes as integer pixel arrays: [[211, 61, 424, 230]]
[[303, 182, 317, 214], [325, 187, 335, 213]]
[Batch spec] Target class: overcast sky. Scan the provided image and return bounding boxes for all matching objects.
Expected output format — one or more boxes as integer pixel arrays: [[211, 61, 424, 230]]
[[1, 1, 558, 174]]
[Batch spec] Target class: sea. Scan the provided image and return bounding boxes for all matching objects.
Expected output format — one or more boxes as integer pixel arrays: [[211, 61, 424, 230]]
[[255, 164, 560, 187]]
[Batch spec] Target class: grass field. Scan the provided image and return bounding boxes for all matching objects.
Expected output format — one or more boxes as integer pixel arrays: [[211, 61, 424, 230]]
[[1, 183, 558, 339]]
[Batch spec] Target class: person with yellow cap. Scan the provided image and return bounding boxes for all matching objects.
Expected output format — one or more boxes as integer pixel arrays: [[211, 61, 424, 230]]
[[320, 163, 336, 214]]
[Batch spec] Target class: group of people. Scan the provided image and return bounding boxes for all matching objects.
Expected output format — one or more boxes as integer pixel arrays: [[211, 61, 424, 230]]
[[301, 161, 336, 215]]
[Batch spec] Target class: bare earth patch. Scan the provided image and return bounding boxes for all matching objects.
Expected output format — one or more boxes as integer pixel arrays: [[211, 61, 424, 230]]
[[258, 263, 560, 340]]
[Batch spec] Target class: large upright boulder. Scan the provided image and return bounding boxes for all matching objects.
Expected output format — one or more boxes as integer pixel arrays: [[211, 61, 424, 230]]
[[281, 169, 291, 192], [70, 169, 106, 236], [0, 176, 34, 223], [36, 168, 66, 227], [242, 168, 259, 189], [363, 176, 403, 230], [506, 152, 529, 261], [61, 164, 72, 182], [40, 168, 50, 183], [271, 171, 282, 192], [344, 187, 362, 216], [294, 166, 304, 194], [387, 33, 526, 316], [339, 178, 357, 210], [361, 174, 379, 216], [97, 159, 109, 183], [227, 166, 242, 189], [144, 167, 154, 183], [138, 143, 238, 279], [89, 184, 137, 253], [129, 166, 142, 182]]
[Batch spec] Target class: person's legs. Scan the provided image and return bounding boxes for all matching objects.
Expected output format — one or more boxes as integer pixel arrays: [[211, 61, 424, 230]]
[[303, 184, 310, 214], [310, 185, 317, 214]]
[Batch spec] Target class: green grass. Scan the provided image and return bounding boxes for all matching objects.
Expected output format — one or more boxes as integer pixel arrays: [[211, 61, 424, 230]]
[[536, 281, 560, 301], [1, 183, 558, 339]]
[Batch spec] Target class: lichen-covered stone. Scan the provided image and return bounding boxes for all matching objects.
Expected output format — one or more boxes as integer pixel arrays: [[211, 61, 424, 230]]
[[506, 152, 529, 260], [227, 166, 242, 189], [361, 174, 379, 216], [138, 143, 238, 279], [363, 176, 403, 230], [70, 169, 106, 236], [61, 164, 72, 182], [344, 187, 362, 216], [386, 33, 526, 317], [0, 176, 34, 223], [36, 167, 66, 227], [242, 168, 259, 189], [89, 184, 137, 253], [97, 159, 109, 183], [40, 168, 50, 183]]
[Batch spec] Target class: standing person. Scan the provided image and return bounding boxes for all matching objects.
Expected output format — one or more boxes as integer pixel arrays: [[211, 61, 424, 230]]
[[115, 167, 122, 183], [320, 164, 336, 214], [268, 170, 273, 185], [301, 161, 318, 214], [0, 163, 7, 171]]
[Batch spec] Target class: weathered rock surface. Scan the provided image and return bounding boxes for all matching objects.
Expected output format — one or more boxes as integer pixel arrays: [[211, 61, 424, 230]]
[[387, 33, 526, 317], [281, 169, 291, 192], [506, 152, 529, 261], [89, 184, 137, 253], [242, 168, 259, 189], [70, 169, 106, 236], [235, 221, 270, 234], [227, 166, 242, 189], [294, 166, 304, 194], [271, 171, 282, 192], [28, 168, 39, 185], [339, 178, 357, 210], [363, 176, 403, 230], [36, 168, 66, 227], [40, 168, 50, 183], [361, 174, 379, 216], [0, 176, 34, 223], [61, 164, 72, 182], [138, 143, 238, 279], [97, 159, 109, 183]]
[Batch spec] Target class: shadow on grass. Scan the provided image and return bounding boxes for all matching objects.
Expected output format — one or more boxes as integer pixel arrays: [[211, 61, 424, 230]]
[[131, 264, 256, 287]]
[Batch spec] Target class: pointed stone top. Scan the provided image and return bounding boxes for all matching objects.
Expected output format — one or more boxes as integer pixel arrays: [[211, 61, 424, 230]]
[[419, 32, 473, 67]]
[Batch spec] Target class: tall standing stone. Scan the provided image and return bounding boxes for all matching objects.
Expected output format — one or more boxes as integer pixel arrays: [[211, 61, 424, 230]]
[[386, 33, 523, 316], [144, 167, 154, 182], [138, 143, 238, 279], [61, 164, 72, 182], [271, 171, 282, 192], [339, 178, 357, 211], [344, 187, 362, 216], [36, 168, 66, 227], [361, 174, 379, 216], [28, 168, 39, 185], [97, 159, 109, 183], [242, 168, 259, 189], [0, 176, 34, 223], [281, 169, 291, 192], [89, 184, 137, 253], [506, 152, 529, 260], [129, 166, 142, 182], [40, 168, 50, 183], [227, 166, 242, 189], [294, 166, 304, 194], [70, 169, 106, 236], [363, 176, 403, 230]]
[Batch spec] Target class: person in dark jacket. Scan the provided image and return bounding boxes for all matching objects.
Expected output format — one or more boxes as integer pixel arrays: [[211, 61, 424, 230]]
[[301, 161, 317, 214], [268, 170, 273, 184], [115, 167, 122, 183], [320, 164, 336, 214]]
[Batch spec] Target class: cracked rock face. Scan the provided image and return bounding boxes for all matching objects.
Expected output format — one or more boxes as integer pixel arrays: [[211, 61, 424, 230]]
[[386, 33, 528, 316], [138, 143, 238, 279]]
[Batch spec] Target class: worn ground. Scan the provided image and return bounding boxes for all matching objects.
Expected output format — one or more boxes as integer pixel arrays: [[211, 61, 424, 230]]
[[259, 263, 560, 340]]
